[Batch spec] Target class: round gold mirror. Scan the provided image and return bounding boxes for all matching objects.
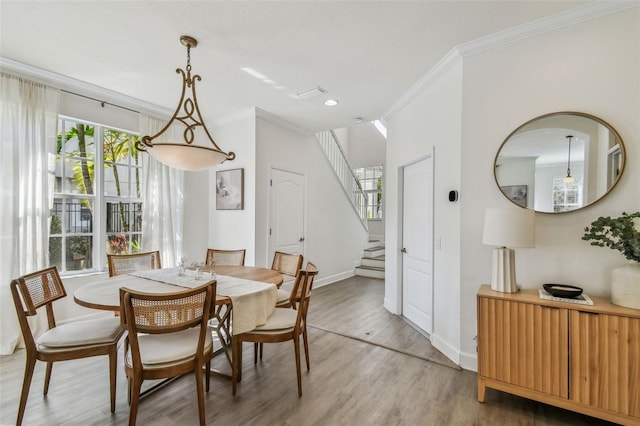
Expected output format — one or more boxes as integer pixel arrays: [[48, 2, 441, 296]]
[[494, 112, 625, 213]]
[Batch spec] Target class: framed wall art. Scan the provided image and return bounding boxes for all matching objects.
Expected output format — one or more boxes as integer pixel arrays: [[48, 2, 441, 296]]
[[216, 168, 244, 210], [500, 185, 527, 208]]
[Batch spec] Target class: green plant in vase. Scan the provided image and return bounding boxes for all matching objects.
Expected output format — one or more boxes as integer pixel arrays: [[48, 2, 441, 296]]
[[582, 211, 640, 309]]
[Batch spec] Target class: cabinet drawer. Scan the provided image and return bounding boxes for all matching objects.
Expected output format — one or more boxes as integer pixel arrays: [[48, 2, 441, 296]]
[[478, 297, 569, 398]]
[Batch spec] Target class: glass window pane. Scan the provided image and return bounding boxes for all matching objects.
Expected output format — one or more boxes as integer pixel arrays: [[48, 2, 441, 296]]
[[131, 202, 143, 232], [104, 164, 130, 196], [131, 234, 142, 254], [63, 158, 95, 194], [107, 233, 129, 255], [103, 129, 132, 166], [64, 199, 93, 233], [65, 236, 93, 271], [49, 237, 62, 270], [62, 122, 95, 159]]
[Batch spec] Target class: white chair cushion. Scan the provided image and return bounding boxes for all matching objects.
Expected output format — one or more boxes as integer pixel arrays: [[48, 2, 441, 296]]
[[127, 327, 212, 366], [37, 316, 123, 348], [253, 308, 297, 331], [275, 288, 290, 304]]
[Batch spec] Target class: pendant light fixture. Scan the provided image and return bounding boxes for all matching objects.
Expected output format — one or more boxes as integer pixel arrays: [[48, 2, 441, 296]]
[[563, 135, 576, 184], [136, 35, 235, 171]]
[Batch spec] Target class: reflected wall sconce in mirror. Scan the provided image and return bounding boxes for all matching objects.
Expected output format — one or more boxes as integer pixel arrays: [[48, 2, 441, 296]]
[[564, 135, 576, 184], [136, 35, 235, 171], [482, 208, 535, 293]]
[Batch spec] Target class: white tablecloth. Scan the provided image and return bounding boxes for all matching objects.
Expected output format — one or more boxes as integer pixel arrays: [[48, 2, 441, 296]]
[[122, 268, 277, 334]]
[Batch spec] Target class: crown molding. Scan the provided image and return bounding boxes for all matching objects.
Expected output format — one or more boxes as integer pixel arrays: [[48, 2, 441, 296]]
[[0, 57, 173, 118], [457, 1, 639, 57], [382, 1, 639, 122], [382, 47, 463, 122], [255, 108, 314, 136]]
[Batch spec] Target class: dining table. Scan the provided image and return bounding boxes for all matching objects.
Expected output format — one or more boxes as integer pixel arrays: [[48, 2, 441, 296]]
[[74, 265, 283, 375]]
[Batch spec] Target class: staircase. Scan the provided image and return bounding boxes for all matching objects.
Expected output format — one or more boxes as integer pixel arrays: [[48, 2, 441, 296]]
[[355, 243, 385, 279]]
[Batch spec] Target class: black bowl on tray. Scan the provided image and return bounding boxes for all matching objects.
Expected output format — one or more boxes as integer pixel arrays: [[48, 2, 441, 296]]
[[543, 283, 583, 298]]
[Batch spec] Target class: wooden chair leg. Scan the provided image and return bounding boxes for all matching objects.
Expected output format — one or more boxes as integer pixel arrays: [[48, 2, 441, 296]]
[[293, 336, 302, 397], [127, 377, 132, 405], [303, 326, 310, 371], [17, 353, 36, 426], [128, 376, 143, 426], [43, 361, 53, 395], [109, 346, 117, 412], [195, 365, 206, 426], [253, 342, 258, 364], [231, 340, 239, 395], [205, 359, 211, 392]]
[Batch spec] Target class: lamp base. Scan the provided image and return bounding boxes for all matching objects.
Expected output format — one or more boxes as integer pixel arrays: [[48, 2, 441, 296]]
[[491, 247, 518, 293]]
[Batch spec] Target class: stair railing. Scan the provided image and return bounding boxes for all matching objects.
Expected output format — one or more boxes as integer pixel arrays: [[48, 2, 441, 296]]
[[316, 130, 368, 230]]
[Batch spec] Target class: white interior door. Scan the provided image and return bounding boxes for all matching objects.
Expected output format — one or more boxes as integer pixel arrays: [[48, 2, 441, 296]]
[[268, 168, 305, 267], [401, 155, 434, 335]]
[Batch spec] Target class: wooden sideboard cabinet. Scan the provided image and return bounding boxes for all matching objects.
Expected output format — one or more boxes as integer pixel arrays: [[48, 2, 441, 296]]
[[477, 285, 640, 425]]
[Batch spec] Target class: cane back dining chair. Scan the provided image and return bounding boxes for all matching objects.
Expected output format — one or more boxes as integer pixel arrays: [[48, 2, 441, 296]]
[[10, 267, 125, 426], [120, 281, 216, 426], [271, 251, 303, 307], [232, 263, 318, 397], [253, 251, 303, 361], [204, 248, 246, 267], [107, 250, 161, 277], [257, 251, 303, 360]]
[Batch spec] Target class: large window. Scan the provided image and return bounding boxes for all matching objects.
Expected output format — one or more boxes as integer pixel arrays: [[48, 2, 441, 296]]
[[354, 165, 383, 220], [50, 117, 143, 273], [552, 176, 583, 212]]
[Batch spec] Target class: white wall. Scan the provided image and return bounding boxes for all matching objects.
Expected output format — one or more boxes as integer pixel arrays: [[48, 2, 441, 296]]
[[348, 121, 387, 242], [385, 61, 463, 363], [459, 9, 639, 369], [207, 113, 257, 264], [385, 8, 639, 370], [348, 122, 386, 169], [255, 117, 368, 285]]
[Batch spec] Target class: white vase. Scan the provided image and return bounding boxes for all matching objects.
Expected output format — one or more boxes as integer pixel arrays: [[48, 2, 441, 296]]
[[611, 263, 640, 310]]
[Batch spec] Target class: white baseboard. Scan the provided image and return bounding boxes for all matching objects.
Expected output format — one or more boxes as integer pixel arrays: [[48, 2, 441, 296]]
[[459, 351, 478, 372], [314, 269, 355, 288], [430, 333, 460, 366], [383, 297, 400, 315]]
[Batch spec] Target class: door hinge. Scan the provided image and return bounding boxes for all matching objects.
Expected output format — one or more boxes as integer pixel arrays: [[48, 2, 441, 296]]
[[269, 228, 272, 235], [270, 179, 272, 186]]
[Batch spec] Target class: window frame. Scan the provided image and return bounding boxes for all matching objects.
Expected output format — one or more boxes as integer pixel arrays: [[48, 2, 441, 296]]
[[51, 115, 142, 275], [354, 165, 383, 221]]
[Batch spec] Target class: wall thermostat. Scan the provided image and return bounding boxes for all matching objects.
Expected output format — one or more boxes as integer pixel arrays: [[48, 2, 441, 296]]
[[448, 190, 458, 202]]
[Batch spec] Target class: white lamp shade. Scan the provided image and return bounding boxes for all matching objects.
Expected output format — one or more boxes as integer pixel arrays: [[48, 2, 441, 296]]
[[147, 143, 229, 171], [482, 208, 535, 248]]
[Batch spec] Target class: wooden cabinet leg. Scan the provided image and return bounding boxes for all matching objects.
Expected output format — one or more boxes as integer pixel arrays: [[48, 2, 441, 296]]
[[477, 378, 486, 402]]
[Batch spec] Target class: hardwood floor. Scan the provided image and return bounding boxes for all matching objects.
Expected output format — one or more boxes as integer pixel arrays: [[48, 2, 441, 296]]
[[0, 276, 616, 425]]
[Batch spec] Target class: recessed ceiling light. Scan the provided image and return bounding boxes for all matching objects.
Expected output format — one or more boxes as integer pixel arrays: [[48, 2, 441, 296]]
[[324, 99, 339, 107]]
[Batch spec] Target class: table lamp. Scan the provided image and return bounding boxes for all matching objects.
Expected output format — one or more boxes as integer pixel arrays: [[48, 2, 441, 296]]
[[482, 208, 535, 293]]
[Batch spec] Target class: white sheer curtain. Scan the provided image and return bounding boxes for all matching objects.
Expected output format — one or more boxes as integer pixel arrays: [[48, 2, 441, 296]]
[[139, 114, 184, 268], [0, 74, 59, 355]]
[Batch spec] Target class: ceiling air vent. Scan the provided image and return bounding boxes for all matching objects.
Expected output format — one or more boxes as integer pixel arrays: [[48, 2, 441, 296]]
[[296, 86, 327, 100]]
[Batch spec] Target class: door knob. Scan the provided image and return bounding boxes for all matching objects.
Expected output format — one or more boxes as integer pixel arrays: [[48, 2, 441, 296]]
[[401, 247, 407, 253]]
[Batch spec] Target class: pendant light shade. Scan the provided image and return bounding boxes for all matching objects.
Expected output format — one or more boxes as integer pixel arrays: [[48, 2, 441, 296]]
[[136, 36, 235, 171]]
